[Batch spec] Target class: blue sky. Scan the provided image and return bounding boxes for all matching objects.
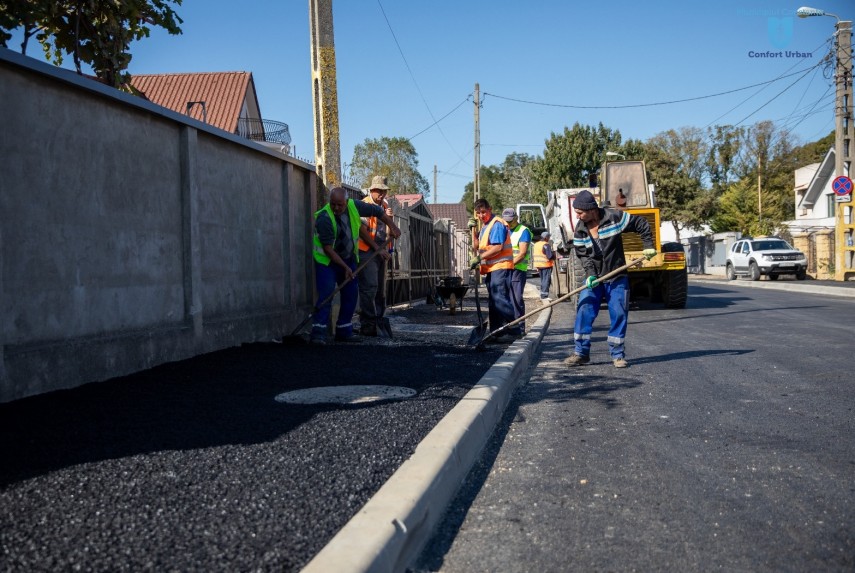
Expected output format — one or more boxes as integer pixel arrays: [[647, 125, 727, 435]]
[[8, 0, 852, 203]]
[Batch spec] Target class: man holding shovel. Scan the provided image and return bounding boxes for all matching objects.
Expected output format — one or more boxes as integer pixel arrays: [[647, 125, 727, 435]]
[[565, 190, 656, 368], [357, 176, 395, 337], [470, 198, 520, 342], [311, 187, 400, 345]]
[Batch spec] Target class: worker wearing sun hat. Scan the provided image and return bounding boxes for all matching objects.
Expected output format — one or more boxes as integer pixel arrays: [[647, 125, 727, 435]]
[[357, 175, 394, 337]]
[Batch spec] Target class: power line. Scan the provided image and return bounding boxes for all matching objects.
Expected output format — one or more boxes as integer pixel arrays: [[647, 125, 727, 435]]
[[407, 96, 471, 141], [482, 65, 821, 110], [731, 65, 820, 128], [376, 0, 465, 162]]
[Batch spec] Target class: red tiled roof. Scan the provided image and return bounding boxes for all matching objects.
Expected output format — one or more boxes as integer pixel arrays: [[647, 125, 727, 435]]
[[394, 194, 424, 208], [426, 203, 470, 229], [130, 71, 252, 132]]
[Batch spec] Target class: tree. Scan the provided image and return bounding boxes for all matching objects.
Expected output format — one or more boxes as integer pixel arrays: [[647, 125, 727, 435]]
[[707, 125, 745, 192], [494, 152, 544, 208], [348, 136, 430, 195], [711, 177, 761, 235], [460, 165, 504, 214], [534, 122, 622, 190], [644, 127, 712, 242], [0, 0, 183, 89]]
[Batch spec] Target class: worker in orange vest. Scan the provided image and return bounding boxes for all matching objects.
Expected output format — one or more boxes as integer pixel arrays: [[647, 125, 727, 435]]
[[532, 231, 556, 300], [357, 175, 394, 337], [470, 198, 519, 341]]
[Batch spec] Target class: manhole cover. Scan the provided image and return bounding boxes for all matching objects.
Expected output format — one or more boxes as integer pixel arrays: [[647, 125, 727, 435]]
[[275, 385, 416, 405]]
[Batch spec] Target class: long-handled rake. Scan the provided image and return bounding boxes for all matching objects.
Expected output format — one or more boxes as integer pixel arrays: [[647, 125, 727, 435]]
[[284, 238, 393, 343], [469, 256, 646, 350]]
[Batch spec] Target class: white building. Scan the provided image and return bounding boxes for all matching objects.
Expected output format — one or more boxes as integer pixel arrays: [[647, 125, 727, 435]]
[[785, 148, 837, 233]]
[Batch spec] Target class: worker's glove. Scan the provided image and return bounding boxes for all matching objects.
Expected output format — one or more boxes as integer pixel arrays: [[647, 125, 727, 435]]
[[467, 217, 478, 230], [643, 248, 657, 260], [585, 275, 599, 289], [469, 255, 481, 270]]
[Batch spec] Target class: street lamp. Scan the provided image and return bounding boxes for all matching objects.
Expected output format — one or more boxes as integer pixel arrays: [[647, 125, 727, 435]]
[[796, 6, 839, 21], [605, 151, 626, 160]]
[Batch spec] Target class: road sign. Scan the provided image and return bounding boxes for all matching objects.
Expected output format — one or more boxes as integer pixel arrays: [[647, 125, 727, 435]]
[[832, 175, 853, 195], [832, 176, 853, 202]]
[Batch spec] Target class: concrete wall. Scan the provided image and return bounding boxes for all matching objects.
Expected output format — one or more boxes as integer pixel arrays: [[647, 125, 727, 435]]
[[0, 49, 317, 403]]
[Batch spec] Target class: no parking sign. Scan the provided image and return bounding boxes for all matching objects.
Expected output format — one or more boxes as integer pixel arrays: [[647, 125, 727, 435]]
[[832, 175, 853, 202]]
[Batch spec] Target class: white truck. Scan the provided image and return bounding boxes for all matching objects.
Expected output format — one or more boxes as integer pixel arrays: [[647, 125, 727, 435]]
[[517, 160, 688, 308]]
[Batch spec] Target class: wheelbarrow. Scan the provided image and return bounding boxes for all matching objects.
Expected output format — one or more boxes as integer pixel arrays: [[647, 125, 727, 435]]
[[434, 276, 468, 315]]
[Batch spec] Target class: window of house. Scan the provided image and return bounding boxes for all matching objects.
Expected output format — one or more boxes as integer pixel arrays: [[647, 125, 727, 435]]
[[827, 194, 836, 218]]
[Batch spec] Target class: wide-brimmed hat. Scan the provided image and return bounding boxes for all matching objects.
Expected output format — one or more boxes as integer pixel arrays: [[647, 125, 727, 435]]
[[502, 208, 516, 221], [369, 175, 390, 191]]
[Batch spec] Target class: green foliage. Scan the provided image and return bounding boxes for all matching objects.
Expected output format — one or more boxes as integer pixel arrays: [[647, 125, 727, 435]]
[[460, 165, 505, 213], [534, 122, 622, 189], [710, 177, 761, 235], [349, 136, 430, 196], [0, 0, 183, 89], [706, 125, 744, 191], [644, 127, 712, 241]]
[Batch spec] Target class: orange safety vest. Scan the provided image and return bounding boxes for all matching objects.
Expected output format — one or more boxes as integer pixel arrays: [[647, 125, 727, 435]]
[[478, 216, 514, 275], [533, 240, 554, 269], [358, 196, 392, 252]]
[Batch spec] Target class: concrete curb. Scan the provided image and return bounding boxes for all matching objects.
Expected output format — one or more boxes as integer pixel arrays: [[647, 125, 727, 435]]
[[690, 277, 855, 298], [302, 305, 552, 573]]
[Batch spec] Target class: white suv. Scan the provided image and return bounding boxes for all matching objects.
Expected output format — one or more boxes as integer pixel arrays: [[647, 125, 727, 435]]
[[726, 238, 807, 281]]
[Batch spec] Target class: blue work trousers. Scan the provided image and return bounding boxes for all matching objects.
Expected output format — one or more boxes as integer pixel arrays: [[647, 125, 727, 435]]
[[538, 267, 553, 298], [310, 258, 358, 341], [573, 275, 629, 359], [485, 269, 520, 335], [509, 268, 527, 331]]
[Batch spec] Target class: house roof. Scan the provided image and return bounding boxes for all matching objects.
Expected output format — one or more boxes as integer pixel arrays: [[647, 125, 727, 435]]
[[130, 71, 254, 132], [393, 194, 425, 208], [799, 147, 835, 209], [426, 203, 470, 230]]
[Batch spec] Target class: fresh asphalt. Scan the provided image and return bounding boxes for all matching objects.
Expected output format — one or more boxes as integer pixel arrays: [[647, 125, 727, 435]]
[[0, 297, 507, 572]]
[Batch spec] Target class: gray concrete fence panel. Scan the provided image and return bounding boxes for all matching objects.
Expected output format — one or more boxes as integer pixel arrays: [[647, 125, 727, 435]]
[[0, 48, 317, 403]]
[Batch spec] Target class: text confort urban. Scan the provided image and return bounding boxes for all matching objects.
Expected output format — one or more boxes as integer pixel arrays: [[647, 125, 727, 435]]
[[748, 50, 814, 58]]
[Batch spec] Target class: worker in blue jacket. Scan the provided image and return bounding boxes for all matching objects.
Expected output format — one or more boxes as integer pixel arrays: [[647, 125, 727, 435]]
[[565, 190, 656, 368]]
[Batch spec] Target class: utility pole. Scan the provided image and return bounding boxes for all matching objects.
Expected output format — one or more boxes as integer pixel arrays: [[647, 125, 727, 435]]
[[309, 0, 342, 191], [833, 19, 854, 280], [433, 164, 437, 204], [474, 82, 481, 204]]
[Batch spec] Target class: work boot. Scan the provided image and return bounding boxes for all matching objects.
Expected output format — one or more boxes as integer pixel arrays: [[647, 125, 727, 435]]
[[564, 354, 590, 366], [613, 357, 628, 368], [360, 323, 378, 337]]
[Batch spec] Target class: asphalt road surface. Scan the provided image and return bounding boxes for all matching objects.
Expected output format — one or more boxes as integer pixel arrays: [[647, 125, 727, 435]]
[[417, 282, 855, 572]]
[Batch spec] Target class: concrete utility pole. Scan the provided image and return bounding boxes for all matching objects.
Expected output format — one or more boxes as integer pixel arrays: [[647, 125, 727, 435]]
[[309, 0, 342, 191], [474, 82, 481, 204], [833, 19, 854, 280], [433, 164, 437, 204]]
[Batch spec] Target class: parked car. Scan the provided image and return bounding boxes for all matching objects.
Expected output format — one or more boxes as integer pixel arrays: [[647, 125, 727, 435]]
[[726, 238, 807, 281]]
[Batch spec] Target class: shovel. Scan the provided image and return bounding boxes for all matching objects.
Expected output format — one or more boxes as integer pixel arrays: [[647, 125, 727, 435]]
[[470, 257, 646, 350], [284, 238, 393, 342], [466, 268, 489, 345]]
